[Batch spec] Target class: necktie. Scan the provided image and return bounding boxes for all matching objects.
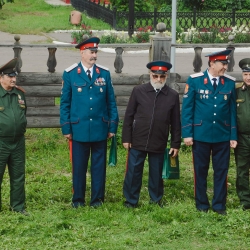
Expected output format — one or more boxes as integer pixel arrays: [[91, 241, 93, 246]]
[[212, 78, 217, 90], [86, 70, 91, 81]]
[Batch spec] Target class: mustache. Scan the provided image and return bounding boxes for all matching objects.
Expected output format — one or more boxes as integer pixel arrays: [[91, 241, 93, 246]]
[[90, 58, 97, 61]]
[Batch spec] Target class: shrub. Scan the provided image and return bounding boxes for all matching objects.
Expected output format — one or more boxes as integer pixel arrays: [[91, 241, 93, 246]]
[[71, 24, 93, 44], [100, 31, 128, 44], [178, 24, 250, 44], [131, 26, 154, 43]]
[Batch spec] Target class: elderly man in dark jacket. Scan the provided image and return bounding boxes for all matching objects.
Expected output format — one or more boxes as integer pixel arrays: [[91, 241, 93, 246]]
[[122, 61, 181, 208]]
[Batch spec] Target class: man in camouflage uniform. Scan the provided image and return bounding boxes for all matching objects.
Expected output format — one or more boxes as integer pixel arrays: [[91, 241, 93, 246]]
[[0, 58, 28, 215], [235, 58, 250, 210]]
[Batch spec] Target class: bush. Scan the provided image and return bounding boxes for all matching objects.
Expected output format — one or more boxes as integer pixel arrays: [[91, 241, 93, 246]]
[[71, 24, 93, 44], [178, 24, 250, 44], [100, 31, 128, 44], [131, 26, 154, 43]]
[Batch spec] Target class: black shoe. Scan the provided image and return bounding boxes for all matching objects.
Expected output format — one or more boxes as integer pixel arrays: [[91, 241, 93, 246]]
[[72, 202, 85, 208], [90, 202, 103, 208], [14, 210, 30, 216], [149, 200, 163, 208], [213, 209, 227, 215], [124, 201, 137, 208], [242, 205, 250, 211], [197, 208, 208, 213]]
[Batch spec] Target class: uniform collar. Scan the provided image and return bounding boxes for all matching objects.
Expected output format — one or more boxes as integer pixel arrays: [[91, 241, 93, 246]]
[[207, 70, 219, 84], [0, 84, 18, 97], [81, 62, 93, 76]]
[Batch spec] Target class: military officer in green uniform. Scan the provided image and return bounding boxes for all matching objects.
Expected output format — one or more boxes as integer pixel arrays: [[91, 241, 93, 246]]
[[0, 58, 28, 215], [235, 58, 250, 210]]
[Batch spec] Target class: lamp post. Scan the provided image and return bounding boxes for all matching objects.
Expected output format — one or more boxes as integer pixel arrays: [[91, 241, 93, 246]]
[[128, 0, 135, 38], [170, 0, 177, 72]]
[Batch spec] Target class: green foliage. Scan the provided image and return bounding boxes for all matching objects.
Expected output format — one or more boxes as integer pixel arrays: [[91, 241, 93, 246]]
[[100, 31, 128, 43], [110, 0, 151, 11], [98, 26, 154, 44], [178, 24, 250, 44], [71, 23, 93, 44], [178, 0, 250, 11], [131, 26, 153, 43]]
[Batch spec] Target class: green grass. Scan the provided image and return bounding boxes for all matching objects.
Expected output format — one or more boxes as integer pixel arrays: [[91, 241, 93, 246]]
[[1, 126, 250, 249], [0, 0, 111, 34]]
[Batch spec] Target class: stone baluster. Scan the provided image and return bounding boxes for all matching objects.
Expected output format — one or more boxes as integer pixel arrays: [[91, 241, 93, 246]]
[[193, 47, 203, 72], [114, 47, 124, 73], [227, 35, 235, 72], [47, 47, 57, 73], [149, 22, 171, 63], [13, 35, 23, 73]]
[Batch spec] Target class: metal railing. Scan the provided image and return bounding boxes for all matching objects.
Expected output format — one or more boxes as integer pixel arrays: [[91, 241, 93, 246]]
[[71, 0, 250, 32]]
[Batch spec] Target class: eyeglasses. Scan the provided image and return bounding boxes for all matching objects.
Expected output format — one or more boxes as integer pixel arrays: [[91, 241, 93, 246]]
[[151, 74, 166, 80]]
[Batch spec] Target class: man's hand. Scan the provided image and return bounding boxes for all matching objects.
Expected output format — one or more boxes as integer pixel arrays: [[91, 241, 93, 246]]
[[230, 140, 237, 148], [108, 133, 115, 139], [123, 142, 131, 150], [184, 137, 193, 146], [169, 148, 179, 158], [64, 134, 72, 140]]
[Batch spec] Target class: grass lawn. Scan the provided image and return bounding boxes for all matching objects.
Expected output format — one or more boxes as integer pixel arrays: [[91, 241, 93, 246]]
[[0, 0, 111, 34], [0, 127, 250, 249]]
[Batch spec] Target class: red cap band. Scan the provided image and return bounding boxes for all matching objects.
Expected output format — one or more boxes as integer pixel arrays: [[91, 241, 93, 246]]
[[79, 43, 98, 50], [209, 55, 228, 61], [151, 66, 168, 71]]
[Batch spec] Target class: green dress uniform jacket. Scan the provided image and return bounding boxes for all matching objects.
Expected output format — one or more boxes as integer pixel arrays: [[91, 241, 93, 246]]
[[0, 84, 27, 211], [235, 83, 250, 208], [0, 85, 27, 139], [182, 70, 237, 142]]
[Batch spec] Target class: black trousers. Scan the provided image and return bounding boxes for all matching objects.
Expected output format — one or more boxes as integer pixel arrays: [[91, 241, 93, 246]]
[[123, 148, 164, 205]]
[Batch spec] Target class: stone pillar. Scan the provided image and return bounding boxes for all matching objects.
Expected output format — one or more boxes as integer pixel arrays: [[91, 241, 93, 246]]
[[149, 22, 172, 63]]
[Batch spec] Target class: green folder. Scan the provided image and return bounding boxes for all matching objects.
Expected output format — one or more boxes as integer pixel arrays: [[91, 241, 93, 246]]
[[162, 148, 180, 179], [108, 135, 117, 167]]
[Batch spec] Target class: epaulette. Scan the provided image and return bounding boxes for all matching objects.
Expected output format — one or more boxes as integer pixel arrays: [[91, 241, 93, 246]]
[[224, 73, 236, 81], [190, 72, 204, 78], [235, 82, 244, 89], [65, 63, 78, 72], [15, 85, 26, 93], [96, 64, 109, 71]]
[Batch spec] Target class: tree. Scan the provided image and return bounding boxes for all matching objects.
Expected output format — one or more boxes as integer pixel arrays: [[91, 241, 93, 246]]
[[0, 0, 14, 9], [110, 0, 151, 11]]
